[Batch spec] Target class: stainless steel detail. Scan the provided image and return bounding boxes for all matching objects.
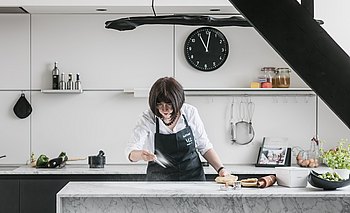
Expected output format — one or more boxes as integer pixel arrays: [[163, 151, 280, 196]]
[[75, 73, 81, 90]]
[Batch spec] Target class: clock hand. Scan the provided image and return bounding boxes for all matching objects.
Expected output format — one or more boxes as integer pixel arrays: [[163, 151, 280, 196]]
[[205, 31, 211, 53], [199, 34, 209, 52]]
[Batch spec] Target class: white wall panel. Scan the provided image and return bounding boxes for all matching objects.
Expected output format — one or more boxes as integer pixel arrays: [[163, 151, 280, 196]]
[[31, 14, 173, 90], [174, 26, 308, 88], [318, 97, 350, 150], [31, 91, 149, 163], [0, 92, 30, 164], [187, 96, 316, 164], [0, 14, 30, 89]]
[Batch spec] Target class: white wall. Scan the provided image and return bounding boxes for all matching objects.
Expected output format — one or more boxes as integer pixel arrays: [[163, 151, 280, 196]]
[[0, 2, 349, 164], [0, 14, 30, 164]]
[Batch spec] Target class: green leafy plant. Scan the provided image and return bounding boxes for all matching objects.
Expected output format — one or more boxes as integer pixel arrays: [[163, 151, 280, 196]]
[[320, 139, 350, 169]]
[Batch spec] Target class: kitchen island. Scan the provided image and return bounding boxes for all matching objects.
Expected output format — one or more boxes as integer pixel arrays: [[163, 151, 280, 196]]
[[0, 164, 277, 213], [57, 181, 350, 213]]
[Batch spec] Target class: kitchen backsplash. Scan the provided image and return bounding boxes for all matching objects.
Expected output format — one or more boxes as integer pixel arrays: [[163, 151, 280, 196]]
[[0, 12, 349, 164]]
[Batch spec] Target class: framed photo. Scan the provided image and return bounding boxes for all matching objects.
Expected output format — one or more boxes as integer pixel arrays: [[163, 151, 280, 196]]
[[255, 137, 291, 167]]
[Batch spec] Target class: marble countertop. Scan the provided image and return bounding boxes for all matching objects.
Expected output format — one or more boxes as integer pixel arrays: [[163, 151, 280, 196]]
[[57, 181, 350, 198], [0, 164, 332, 175]]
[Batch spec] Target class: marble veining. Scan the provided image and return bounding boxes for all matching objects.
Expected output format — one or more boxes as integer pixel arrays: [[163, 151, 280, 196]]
[[60, 197, 349, 213], [57, 182, 350, 213], [57, 181, 350, 198]]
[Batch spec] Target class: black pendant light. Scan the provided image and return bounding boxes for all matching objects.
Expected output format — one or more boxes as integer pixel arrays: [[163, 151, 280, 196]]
[[105, 15, 251, 31]]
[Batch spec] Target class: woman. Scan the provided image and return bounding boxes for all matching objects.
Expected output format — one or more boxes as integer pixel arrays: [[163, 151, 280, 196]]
[[125, 77, 229, 181]]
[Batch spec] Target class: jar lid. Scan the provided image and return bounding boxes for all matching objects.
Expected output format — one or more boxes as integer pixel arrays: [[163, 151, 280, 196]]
[[276, 68, 291, 72], [261, 67, 276, 71]]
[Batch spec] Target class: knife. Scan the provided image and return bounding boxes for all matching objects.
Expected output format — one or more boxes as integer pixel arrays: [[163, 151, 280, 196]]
[[154, 158, 167, 168]]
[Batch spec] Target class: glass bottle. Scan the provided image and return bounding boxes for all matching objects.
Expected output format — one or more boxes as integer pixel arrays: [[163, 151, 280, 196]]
[[59, 73, 66, 90], [309, 137, 320, 168], [52, 62, 60, 89], [275, 68, 291, 88]]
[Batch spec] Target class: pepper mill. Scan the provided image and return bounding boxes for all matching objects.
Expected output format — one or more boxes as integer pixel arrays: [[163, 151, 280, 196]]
[[66, 73, 74, 90]]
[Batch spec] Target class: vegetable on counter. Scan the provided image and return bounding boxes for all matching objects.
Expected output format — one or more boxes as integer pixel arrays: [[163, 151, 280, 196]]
[[35, 152, 68, 168], [318, 171, 344, 182], [58, 152, 68, 162], [36, 154, 49, 168]]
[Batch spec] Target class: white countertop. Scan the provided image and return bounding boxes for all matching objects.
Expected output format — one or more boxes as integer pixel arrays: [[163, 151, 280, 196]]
[[57, 181, 350, 198], [0, 164, 332, 175]]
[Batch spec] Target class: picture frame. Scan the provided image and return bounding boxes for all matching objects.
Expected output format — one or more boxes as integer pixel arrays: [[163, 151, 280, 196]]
[[255, 137, 291, 167]]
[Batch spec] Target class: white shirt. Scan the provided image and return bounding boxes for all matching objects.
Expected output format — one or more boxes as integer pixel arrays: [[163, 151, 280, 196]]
[[125, 103, 213, 160]]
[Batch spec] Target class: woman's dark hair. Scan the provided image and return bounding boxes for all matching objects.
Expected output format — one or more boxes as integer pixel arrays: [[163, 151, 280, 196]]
[[149, 77, 185, 120]]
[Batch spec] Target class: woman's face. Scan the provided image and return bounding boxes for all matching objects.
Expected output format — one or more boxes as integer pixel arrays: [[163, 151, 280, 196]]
[[156, 102, 173, 119]]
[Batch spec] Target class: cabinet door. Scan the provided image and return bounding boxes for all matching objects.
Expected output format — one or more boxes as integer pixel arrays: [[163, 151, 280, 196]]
[[0, 179, 20, 213], [20, 179, 68, 213]]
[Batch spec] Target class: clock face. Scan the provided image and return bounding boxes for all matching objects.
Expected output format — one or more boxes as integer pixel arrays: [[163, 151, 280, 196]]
[[184, 27, 229, 72]]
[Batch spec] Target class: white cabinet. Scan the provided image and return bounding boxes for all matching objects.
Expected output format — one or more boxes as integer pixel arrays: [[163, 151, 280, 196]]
[[154, 0, 239, 15], [0, 0, 20, 6], [20, 0, 153, 14], [17, 0, 239, 14]]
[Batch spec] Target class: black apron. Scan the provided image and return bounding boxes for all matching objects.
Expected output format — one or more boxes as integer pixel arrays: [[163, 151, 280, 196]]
[[146, 115, 205, 181]]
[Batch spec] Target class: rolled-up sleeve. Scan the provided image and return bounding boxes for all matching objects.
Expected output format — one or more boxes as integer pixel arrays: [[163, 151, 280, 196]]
[[124, 111, 154, 160], [185, 105, 213, 155]]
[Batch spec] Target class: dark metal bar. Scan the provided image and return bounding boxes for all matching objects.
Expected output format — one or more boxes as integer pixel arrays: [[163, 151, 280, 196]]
[[301, 0, 314, 18], [229, 0, 350, 128]]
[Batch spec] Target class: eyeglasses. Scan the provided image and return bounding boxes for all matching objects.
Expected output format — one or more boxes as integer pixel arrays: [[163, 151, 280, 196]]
[[156, 102, 173, 110]]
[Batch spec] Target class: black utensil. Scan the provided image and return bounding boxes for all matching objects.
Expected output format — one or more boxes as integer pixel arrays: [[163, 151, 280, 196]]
[[13, 93, 32, 119]]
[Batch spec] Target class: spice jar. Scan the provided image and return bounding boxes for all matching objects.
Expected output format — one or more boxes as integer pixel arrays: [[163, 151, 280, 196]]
[[259, 67, 276, 88], [275, 68, 291, 88]]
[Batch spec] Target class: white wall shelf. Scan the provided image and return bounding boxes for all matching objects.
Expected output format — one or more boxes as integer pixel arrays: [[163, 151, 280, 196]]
[[124, 88, 315, 97], [20, 0, 153, 14], [41, 89, 83, 94]]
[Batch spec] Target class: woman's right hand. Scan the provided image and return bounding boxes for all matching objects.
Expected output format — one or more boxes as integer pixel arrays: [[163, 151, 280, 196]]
[[141, 150, 156, 162], [129, 150, 156, 162]]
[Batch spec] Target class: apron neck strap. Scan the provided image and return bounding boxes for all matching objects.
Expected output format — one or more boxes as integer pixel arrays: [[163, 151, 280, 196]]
[[156, 117, 160, 133], [182, 114, 189, 127]]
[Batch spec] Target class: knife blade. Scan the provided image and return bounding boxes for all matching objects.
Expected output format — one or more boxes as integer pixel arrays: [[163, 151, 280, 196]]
[[154, 158, 167, 168]]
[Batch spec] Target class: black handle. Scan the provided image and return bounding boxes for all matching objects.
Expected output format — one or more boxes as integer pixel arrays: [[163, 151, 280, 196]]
[[97, 150, 105, 157]]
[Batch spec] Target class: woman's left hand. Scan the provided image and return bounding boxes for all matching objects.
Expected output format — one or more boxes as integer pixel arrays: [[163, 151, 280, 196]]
[[219, 168, 230, 177]]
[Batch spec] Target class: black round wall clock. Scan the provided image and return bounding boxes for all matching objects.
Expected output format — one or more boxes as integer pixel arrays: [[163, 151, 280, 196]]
[[184, 27, 229, 72]]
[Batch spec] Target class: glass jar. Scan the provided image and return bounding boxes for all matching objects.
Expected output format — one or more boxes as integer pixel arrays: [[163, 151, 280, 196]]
[[260, 67, 276, 88], [275, 68, 291, 88]]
